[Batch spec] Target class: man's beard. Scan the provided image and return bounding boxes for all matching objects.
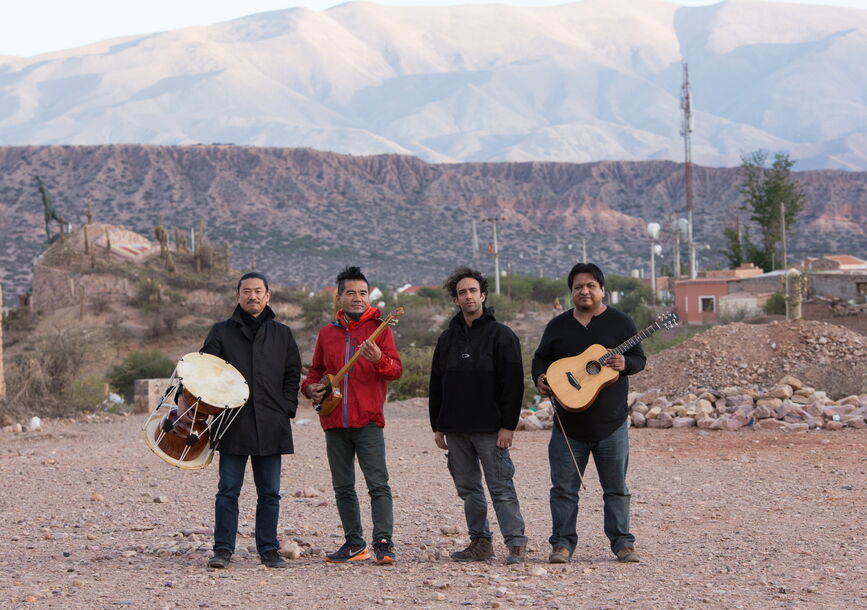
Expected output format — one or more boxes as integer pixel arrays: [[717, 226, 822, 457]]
[[344, 309, 363, 321]]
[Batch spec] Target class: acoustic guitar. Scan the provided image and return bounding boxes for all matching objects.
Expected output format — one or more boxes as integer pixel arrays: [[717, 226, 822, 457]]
[[314, 307, 405, 417], [546, 311, 679, 412]]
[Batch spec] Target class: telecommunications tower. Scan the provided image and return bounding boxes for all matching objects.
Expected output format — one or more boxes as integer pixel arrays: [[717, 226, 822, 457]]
[[680, 61, 696, 279]]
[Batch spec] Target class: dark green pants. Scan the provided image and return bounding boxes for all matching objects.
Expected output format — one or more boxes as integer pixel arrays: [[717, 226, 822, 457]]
[[325, 423, 393, 545]]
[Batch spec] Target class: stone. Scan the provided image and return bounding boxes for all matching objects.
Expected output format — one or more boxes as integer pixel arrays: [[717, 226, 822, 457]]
[[636, 389, 660, 404], [91, 493, 105, 502], [440, 526, 460, 535], [631, 412, 646, 428], [777, 375, 804, 390], [672, 417, 696, 428], [646, 406, 661, 419], [646, 418, 663, 429], [528, 566, 547, 576], [767, 385, 794, 400], [134, 378, 174, 414], [632, 402, 649, 415], [756, 397, 782, 410], [695, 399, 713, 416], [153, 496, 169, 504], [657, 412, 674, 428], [520, 414, 544, 431], [843, 416, 866, 429], [824, 421, 844, 431], [784, 422, 810, 432], [302, 487, 321, 498], [756, 418, 787, 430], [696, 417, 715, 430], [279, 542, 302, 559]]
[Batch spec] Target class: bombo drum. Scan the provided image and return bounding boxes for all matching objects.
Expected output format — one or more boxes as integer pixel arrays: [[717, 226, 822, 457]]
[[143, 352, 248, 469]]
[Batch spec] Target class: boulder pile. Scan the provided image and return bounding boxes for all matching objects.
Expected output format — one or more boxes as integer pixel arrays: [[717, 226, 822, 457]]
[[517, 375, 867, 432]]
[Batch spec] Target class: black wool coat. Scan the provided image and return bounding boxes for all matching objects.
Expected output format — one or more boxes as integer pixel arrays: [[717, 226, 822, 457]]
[[200, 305, 301, 455]]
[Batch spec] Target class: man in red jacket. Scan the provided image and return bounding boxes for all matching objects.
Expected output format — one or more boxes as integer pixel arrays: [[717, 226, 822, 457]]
[[302, 266, 402, 565]]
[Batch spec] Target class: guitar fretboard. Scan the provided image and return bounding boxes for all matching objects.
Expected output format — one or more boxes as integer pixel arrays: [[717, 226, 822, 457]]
[[598, 322, 661, 364]]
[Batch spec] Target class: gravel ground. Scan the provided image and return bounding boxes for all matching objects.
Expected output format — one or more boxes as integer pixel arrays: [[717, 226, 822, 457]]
[[2, 401, 865, 609]]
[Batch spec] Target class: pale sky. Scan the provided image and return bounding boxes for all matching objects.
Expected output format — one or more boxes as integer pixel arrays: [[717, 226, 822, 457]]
[[3, 0, 866, 58]]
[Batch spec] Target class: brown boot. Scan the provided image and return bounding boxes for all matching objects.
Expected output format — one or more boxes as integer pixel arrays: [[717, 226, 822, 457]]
[[505, 545, 526, 565], [450, 537, 494, 562], [548, 546, 571, 564], [616, 546, 640, 563]]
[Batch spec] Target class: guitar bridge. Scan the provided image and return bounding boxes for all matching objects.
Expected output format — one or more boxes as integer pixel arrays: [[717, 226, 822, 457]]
[[566, 372, 582, 391]]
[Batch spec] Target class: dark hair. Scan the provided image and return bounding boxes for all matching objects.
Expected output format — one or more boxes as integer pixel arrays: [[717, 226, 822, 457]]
[[237, 271, 269, 293], [336, 266, 369, 294], [567, 263, 605, 290], [443, 266, 488, 298]]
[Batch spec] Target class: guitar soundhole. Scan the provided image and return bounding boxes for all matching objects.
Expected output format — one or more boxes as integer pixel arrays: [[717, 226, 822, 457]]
[[586, 360, 602, 376]]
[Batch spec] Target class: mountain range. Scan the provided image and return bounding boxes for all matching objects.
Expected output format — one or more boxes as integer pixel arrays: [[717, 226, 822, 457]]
[[1, 0, 866, 169], [1, 144, 865, 305]]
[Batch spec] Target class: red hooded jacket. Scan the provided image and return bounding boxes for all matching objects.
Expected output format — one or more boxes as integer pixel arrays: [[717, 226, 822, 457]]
[[302, 306, 402, 430]]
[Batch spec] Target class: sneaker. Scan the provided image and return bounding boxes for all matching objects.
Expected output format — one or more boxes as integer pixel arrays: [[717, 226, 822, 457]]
[[372, 539, 396, 565], [207, 549, 232, 569], [260, 549, 288, 568], [548, 546, 571, 564], [505, 545, 526, 565], [616, 546, 640, 563], [450, 537, 494, 562], [326, 542, 369, 563]]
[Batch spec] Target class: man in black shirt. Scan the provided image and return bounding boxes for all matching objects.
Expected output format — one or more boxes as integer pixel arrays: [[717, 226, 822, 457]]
[[429, 267, 528, 564], [532, 263, 645, 564]]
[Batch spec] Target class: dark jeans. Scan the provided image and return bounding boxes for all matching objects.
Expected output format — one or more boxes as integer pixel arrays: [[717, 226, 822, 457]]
[[325, 423, 393, 546], [213, 453, 282, 554], [548, 420, 635, 555], [446, 432, 527, 547]]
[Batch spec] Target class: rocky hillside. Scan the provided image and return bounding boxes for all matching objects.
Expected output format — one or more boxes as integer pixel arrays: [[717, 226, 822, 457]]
[[2, 145, 866, 303]]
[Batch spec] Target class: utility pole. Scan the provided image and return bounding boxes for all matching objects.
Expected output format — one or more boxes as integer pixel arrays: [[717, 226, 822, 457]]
[[680, 60, 697, 279], [779, 198, 787, 270], [471, 218, 480, 268], [581, 238, 587, 263], [484, 217, 503, 295]]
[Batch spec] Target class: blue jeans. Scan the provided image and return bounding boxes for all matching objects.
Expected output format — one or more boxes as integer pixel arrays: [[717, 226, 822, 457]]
[[214, 453, 282, 554], [325, 424, 393, 545], [446, 432, 527, 547], [548, 420, 634, 555]]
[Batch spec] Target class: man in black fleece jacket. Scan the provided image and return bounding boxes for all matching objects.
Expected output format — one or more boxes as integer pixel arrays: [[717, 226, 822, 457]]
[[429, 267, 528, 565], [532, 263, 645, 565]]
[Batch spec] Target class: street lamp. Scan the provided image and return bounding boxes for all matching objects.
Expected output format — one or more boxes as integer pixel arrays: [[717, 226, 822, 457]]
[[648, 222, 661, 305]]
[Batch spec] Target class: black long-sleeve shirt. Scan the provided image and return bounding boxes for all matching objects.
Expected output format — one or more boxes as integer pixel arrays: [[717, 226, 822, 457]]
[[532, 306, 646, 441], [429, 309, 524, 433]]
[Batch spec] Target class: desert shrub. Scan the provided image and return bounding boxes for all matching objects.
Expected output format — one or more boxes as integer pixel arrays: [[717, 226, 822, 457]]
[[67, 376, 108, 411], [388, 345, 434, 401], [108, 351, 176, 401], [485, 293, 518, 322], [392, 304, 444, 349], [764, 292, 786, 315], [2, 306, 35, 332], [2, 325, 103, 417], [298, 292, 335, 330]]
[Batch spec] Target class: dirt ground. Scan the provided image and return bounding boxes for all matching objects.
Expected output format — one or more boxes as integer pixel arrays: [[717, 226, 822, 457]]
[[1, 400, 865, 610]]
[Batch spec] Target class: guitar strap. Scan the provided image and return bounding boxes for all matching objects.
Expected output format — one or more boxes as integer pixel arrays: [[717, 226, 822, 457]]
[[552, 404, 587, 491]]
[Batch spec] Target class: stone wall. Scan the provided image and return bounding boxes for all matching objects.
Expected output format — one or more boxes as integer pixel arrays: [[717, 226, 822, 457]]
[[30, 263, 136, 315], [134, 378, 173, 414]]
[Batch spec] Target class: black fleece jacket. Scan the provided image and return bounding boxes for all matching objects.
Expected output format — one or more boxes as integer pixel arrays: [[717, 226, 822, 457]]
[[429, 309, 524, 434]]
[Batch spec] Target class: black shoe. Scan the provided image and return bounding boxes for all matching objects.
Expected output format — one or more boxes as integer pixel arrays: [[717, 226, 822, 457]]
[[325, 542, 369, 563], [260, 549, 288, 568], [207, 549, 232, 569], [372, 539, 395, 565]]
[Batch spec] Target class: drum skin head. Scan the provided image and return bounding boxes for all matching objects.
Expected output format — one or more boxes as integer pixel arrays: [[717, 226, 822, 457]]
[[143, 412, 214, 470], [176, 352, 248, 409]]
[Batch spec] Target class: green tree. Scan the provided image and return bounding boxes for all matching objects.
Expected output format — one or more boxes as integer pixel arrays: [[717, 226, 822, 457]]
[[728, 151, 806, 271]]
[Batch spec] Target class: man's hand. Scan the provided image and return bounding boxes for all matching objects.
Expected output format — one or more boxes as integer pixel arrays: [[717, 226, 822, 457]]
[[358, 339, 382, 364], [604, 354, 626, 371], [496, 428, 514, 449], [305, 382, 327, 403], [434, 431, 448, 450], [536, 373, 552, 395]]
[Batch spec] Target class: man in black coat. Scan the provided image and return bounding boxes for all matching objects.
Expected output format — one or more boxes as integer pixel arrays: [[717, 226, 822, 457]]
[[429, 267, 528, 565], [201, 272, 301, 569]]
